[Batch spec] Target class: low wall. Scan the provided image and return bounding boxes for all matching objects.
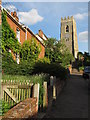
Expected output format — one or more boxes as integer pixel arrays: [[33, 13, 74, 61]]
[[2, 98, 38, 119], [47, 78, 65, 111]]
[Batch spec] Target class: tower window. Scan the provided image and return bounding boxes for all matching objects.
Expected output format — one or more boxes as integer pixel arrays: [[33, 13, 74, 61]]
[[66, 25, 69, 33]]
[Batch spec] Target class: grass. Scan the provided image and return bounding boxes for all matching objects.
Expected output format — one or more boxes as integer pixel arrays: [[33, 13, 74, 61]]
[[2, 73, 50, 84]]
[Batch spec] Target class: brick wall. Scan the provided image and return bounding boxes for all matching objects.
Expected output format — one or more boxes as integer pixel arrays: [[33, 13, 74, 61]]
[[3, 98, 38, 119], [27, 30, 32, 40], [6, 13, 26, 45], [6, 11, 45, 59], [39, 42, 45, 58]]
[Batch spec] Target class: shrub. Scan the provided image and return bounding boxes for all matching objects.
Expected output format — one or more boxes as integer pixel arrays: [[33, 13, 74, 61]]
[[33, 62, 67, 80], [38, 57, 50, 64]]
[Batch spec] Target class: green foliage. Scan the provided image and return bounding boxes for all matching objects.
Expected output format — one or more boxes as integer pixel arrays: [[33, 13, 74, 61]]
[[21, 38, 41, 62], [79, 66, 84, 71], [45, 38, 74, 66], [38, 57, 50, 64], [2, 11, 21, 53], [77, 52, 83, 60], [0, 99, 11, 115], [77, 52, 90, 68], [83, 52, 90, 66], [33, 62, 67, 80], [2, 52, 17, 74], [2, 11, 21, 74]]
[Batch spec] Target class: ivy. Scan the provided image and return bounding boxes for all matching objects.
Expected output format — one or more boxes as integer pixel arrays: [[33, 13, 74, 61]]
[[2, 11, 21, 54]]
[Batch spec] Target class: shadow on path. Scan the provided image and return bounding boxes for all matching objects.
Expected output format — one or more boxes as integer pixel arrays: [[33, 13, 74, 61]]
[[44, 74, 88, 118]]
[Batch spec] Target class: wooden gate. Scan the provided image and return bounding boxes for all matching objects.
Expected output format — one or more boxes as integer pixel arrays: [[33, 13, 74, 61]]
[[1, 80, 34, 107]]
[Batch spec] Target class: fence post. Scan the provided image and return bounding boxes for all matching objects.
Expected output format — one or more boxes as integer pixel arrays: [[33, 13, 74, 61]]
[[50, 76, 54, 86], [33, 83, 40, 111], [53, 85, 56, 100], [43, 82, 48, 109]]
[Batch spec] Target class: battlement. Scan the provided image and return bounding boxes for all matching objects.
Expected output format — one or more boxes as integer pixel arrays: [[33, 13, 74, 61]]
[[61, 16, 74, 22]]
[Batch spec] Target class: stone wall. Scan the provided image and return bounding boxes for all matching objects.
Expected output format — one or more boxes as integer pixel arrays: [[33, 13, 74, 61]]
[[60, 16, 78, 58]]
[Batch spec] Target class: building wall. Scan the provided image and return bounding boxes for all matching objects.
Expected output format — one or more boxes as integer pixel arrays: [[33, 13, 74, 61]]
[[39, 44, 45, 58], [6, 14, 26, 45], [27, 30, 32, 40], [6, 12, 45, 59], [73, 19, 78, 58]]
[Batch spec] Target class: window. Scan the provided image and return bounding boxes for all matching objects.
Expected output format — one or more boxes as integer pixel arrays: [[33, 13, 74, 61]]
[[65, 37, 69, 41], [16, 53, 20, 64], [16, 28, 20, 43], [66, 25, 69, 33]]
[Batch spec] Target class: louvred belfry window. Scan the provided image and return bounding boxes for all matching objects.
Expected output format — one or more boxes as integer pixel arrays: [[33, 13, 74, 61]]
[[66, 25, 69, 32]]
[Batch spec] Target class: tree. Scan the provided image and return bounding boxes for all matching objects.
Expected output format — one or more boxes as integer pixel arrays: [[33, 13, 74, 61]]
[[20, 38, 41, 62], [83, 52, 90, 66], [45, 38, 74, 66]]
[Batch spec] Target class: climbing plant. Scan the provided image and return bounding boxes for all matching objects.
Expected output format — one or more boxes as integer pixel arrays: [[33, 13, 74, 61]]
[[2, 10, 21, 54]]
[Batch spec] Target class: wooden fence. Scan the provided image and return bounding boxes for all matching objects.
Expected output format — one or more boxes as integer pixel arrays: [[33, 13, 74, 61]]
[[1, 79, 48, 112], [1, 80, 34, 107]]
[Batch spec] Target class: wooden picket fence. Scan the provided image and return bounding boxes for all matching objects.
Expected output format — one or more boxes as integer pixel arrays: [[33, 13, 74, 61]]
[[1, 80, 34, 107]]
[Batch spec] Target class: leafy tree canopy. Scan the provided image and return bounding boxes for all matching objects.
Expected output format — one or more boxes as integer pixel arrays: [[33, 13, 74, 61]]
[[45, 38, 74, 66], [20, 38, 41, 62]]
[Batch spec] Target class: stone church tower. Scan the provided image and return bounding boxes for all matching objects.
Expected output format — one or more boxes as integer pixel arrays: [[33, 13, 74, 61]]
[[60, 16, 78, 58]]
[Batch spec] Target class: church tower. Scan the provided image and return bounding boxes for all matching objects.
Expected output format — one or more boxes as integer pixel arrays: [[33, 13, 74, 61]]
[[60, 16, 78, 58]]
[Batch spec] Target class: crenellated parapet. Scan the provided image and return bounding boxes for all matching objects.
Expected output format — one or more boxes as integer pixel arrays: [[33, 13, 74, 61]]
[[61, 16, 74, 22]]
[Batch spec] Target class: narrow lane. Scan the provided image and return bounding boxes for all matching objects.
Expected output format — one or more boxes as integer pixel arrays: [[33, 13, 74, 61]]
[[44, 74, 88, 118]]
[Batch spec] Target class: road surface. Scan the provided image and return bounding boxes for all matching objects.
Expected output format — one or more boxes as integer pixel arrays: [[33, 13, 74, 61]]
[[44, 73, 88, 118]]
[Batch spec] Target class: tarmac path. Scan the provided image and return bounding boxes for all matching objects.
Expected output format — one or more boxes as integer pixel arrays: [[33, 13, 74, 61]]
[[44, 74, 88, 118]]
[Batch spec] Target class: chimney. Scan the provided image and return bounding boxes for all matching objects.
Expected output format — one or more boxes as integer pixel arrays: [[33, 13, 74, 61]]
[[11, 11, 19, 22], [38, 29, 44, 39]]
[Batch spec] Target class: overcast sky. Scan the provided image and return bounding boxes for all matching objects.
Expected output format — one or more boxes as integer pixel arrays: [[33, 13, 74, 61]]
[[2, 2, 88, 53]]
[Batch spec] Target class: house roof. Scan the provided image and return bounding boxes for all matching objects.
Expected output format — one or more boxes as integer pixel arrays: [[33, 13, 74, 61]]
[[35, 34, 45, 46]]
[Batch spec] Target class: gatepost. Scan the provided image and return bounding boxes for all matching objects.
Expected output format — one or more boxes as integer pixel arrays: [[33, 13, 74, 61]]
[[33, 83, 40, 112], [43, 82, 48, 110]]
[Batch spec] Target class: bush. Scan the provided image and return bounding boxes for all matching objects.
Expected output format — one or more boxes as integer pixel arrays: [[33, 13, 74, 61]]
[[2, 53, 67, 80], [33, 62, 67, 80], [38, 57, 50, 64]]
